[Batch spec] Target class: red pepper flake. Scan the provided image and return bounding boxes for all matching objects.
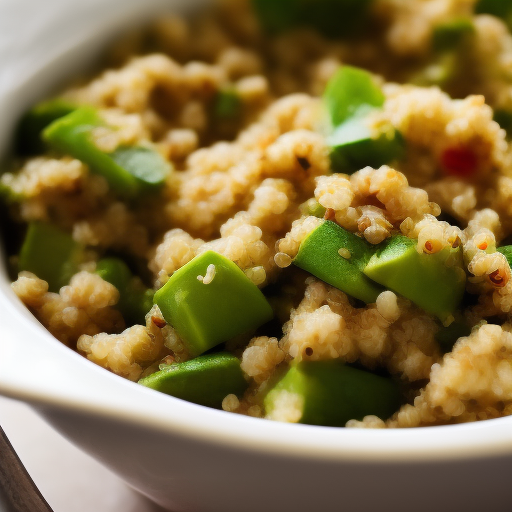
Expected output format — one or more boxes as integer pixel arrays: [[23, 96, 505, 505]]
[[424, 241, 434, 253], [489, 269, 506, 287], [478, 242, 488, 251], [441, 147, 478, 178]]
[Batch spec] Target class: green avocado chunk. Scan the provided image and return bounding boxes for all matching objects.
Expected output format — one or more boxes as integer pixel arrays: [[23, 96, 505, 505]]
[[328, 118, 405, 174], [251, 0, 373, 38], [324, 65, 385, 127], [154, 251, 274, 357], [43, 107, 171, 196], [264, 361, 401, 427], [293, 220, 383, 303], [364, 235, 466, 321], [96, 258, 154, 326], [16, 98, 76, 155], [432, 18, 474, 53], [475, 0, 512, 29], [138, 353, 248, 408], [18, 222, 83, 292], [324, 66, 404, 174]]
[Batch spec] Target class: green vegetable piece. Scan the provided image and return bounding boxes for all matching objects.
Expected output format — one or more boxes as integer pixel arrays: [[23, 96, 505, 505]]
[[293, 220, 383, 303], [138, 353, 247, 408], [299, 198, 326, 218], [432, 18, 474, 53], [213, 88, 242, 120], [154, 251, 274, 357], [43, 107, 171, 196], [328, 118, 405, 174], [475, 0, 512, 29], [252, 0, 373, 38], [19, 222, 82, 292], [494, 110, 512, 137], [264, 361, 401, 427], [324, 66, 404, 173], [324, 66, 385, 127], [498, 245, 512, 266], [435, 320, 471, 353], [16, 98, 76, 155], [96, 258, 154, 326], [364, 235, 466, 321]]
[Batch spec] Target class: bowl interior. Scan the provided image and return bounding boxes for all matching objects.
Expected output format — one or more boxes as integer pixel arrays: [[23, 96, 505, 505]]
[[1, 0, 512, 465]]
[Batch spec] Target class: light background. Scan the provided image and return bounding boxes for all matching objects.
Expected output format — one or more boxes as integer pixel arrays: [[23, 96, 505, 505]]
[[0, 396, 164, 511]]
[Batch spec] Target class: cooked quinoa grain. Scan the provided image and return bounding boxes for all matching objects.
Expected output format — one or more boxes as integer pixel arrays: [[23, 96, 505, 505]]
[[7, 0, 512, 428]]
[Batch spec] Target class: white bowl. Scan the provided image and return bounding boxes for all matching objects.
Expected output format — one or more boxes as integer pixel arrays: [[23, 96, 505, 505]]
[[1, 1, 512, 511]]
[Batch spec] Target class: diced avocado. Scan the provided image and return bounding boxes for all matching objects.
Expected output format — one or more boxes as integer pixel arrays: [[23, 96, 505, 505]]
[[18, 222, 83, 292], [299, 198, 326, 218], [324, 66, 405, 173], [475, 0, 512, 29], [138, 352, 248, 408], [328, 117, 405, 174], [16, 98, 76, 155], [109, 146, 171, 194], [154, 251, 274, 357], [363, 235, 466, 321], [324, 66, 385, 127], [293, 220, 384, 303], [43, 107, 171, 196], [435, 320, 472, 353], [213, 88, 242, 120], [251, 0, 373, 38], [96, 258, 154, 326], [264, 361, 401, 427], [432, 18, 474, 53]]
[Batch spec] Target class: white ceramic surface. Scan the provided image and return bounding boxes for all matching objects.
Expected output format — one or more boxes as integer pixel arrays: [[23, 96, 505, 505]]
[[1, 1, 512, 511]]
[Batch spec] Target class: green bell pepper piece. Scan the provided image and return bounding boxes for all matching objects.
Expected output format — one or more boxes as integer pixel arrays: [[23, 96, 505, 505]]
[[432, 18, 474, 53], [96, 258, 154, 326], [293, 220, 383, 303], [138, 352, 247, 408], [252, 0, 373, 38], [264, 361, 401, 427], [154, 251, 274, 357], [43, 107, 171, 196], [16, 98, 76, 156], [364, 235, 466, 321], [18, 222, 83, 292]]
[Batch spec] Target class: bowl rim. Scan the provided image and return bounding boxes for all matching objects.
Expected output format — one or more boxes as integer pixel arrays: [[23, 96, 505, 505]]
[[1, 0, 512, 466]]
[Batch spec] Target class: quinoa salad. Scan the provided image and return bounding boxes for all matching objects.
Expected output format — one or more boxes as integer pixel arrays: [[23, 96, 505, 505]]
[[4, 0, 512, 428]]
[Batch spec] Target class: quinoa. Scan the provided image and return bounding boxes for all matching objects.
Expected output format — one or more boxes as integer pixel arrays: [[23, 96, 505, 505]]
[[6, 0, 512, 429]]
